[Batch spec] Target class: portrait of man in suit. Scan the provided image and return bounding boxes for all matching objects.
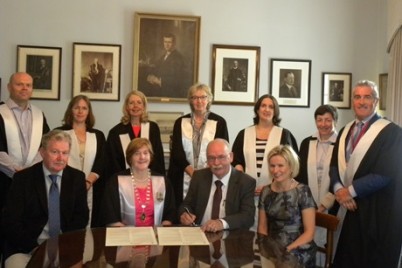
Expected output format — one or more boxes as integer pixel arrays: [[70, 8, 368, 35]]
[[224, 59, 247, 92], [135, 16, 199, 100], [279, 70, 301, 98]]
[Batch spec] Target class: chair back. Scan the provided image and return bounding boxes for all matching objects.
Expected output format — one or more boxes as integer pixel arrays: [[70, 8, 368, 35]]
[[315, 212, 340, 268]]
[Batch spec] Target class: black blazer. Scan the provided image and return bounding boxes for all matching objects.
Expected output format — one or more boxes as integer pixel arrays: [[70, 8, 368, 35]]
[[179, 167, 256, 230], [2, 163, 89, 257]]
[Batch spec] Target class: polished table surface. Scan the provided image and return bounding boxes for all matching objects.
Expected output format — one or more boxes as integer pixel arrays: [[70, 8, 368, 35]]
[[27, 227, 304, 268]]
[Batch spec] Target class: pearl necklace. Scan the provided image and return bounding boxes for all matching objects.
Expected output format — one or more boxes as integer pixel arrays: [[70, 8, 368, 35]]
[[130, 169, 151, 222]]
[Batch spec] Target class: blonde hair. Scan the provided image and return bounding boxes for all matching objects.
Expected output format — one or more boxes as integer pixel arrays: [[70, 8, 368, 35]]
[[267, 145, 299, 178], [187, 83, 213, 112], [121, 91, 149, 125]]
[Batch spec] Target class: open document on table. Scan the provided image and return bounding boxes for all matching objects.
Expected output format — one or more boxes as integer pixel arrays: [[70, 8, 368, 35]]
[[156, 227, 209, 245], [105, 226, 158, 246]]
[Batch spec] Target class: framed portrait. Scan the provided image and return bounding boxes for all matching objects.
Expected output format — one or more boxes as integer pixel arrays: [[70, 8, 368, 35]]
[[73, 42, 121, 101], [148, 111, 183, 144], [133, 12, 201, 103], [270, 58, 311, 108], [379, 73, 388, 110], [17, 45, 61, 100], [322, 72, 352, 109], [211, 44, 260, 105]]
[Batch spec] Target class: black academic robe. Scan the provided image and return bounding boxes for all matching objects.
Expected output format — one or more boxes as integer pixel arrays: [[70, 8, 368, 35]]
[[167, 112, 229, 207], [330, 117, 402, 268], [105, 121, 165, 177]]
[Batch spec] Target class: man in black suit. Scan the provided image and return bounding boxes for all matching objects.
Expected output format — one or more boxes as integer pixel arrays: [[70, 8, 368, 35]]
[[146, 33, 190, 98], [279, 71, 300, 98], [3, 130, 89, 267], [179, 138, 255, 232]]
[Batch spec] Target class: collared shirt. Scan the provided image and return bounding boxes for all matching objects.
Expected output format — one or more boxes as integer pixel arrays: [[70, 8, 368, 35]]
[[201, 168, 231, 229], [37, 165, 63, 244], [6, 98, 33, 163]]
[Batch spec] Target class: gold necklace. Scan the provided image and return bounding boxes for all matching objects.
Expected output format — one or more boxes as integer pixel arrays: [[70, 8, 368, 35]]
[[130, 169, 151, 222]]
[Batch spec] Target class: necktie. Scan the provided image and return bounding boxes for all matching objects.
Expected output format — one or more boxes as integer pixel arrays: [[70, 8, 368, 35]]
[[211, 180, 223, 220], [351, 121, 364, 149], [48, 174, 60, 238]]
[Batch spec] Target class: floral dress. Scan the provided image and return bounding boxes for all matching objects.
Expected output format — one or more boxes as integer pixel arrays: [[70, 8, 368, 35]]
[[258, 183, 317, 267]]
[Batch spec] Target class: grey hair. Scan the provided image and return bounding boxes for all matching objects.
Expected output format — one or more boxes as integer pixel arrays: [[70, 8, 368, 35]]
[[41, 129, 72, 149], [353, 80, 379, 99]]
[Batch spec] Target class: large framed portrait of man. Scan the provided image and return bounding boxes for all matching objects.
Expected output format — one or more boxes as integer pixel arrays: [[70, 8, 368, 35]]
[[133, 13, 201, 103]]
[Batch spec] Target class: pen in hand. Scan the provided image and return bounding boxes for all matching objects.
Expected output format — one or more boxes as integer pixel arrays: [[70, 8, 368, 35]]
[[184, 207, 197, 226]]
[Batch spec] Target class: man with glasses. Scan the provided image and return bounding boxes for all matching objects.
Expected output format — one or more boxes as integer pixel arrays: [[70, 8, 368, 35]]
[[179, 138, 255, 232], [329, 80, 402, 267], [2, 130, 88, 267]]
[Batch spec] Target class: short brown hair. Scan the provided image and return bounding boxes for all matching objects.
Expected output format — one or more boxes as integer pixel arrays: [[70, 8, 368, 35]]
[[125, 138, 154, 166]]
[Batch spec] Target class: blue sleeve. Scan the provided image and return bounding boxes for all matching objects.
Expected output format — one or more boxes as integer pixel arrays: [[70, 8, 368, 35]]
[[352, 173, 391, 198]]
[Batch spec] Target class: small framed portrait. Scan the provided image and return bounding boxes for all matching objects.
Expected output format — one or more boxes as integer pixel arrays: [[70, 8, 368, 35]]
[[73, 42, 121, 101], [211, 44, 260, 105], [322, 72, 352, 109], [17, 45, 62, 100], [270, 58, 311, 107], [379, 73, 388, 110], [133, 12, 201, 103]]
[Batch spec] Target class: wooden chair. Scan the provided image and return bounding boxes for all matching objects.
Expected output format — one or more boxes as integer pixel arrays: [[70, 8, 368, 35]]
[[315, 212, 340, 268]]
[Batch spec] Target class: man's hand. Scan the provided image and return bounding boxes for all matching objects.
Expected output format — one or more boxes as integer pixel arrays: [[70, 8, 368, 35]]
[[201, 219, 223, 232], [335, 187, 357, 211], [180, 211, 196, 226]]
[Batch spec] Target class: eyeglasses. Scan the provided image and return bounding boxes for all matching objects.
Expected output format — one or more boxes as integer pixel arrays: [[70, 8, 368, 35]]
[[353, 95, 374, 101], [207, 155, 228, 162], [191, 95, 208, 101]]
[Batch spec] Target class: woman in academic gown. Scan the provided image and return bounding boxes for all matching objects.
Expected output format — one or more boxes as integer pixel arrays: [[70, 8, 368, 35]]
[[232, 94, 298, 230], [106, 91, 165, 177], [168, 83, 229, 207], [55, 94, 105, 227]]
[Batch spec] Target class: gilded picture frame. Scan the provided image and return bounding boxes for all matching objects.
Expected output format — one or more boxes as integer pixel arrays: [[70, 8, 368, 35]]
[[133, 12, 200, 103]]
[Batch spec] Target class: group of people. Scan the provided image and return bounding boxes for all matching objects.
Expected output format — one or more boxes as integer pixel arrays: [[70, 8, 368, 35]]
[[1, 72, 401, 268]]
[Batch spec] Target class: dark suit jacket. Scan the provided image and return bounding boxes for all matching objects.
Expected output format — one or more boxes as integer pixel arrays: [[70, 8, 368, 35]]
[[179, 167, 256, 229], [2, 162, 89, 257], [279, 84, 300, 98]]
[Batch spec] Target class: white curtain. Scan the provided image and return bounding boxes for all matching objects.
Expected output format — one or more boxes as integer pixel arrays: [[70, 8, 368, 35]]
[[387, 25, 402, 126]]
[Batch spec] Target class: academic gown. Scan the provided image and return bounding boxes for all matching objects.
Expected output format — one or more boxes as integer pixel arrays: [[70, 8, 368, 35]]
[[105, 121, 165, 177], [167, 112, 228, 207], [54, 126, 106, 227], [330, 117, 402, 268]]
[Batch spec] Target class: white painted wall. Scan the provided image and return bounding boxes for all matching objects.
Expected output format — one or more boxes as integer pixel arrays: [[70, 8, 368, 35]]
[[0, 0, 388, 147]]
